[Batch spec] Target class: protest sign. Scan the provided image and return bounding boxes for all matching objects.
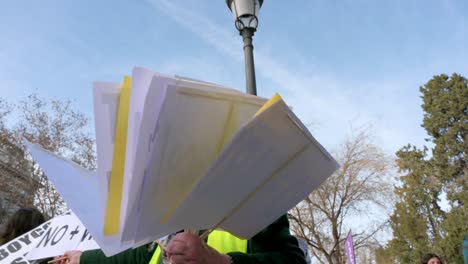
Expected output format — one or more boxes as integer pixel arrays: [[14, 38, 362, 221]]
[[27, 213, 98, 261]]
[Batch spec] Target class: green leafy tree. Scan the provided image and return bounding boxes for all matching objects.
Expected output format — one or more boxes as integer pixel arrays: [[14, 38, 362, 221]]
[[383, 74, 467, 263], [421, 74, 467, 206]]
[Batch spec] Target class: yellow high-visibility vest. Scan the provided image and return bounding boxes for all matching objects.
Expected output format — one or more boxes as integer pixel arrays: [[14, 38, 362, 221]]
[[149, 230, 247, 264]]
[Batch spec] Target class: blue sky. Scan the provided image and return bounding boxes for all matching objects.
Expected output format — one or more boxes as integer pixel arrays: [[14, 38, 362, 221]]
[[1, 0, 467, 155]]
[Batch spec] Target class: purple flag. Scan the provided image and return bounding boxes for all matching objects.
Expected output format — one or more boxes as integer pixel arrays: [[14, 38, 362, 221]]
[[345, 231, 356, 264]]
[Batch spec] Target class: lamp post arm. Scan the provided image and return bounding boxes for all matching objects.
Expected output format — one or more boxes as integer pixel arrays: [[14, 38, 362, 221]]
[[241, 28, 257, 95]]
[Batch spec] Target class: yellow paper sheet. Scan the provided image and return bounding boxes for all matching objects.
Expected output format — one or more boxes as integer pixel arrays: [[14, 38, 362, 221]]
[[104, 76, 131, 235], [254, 93, 282, 116]]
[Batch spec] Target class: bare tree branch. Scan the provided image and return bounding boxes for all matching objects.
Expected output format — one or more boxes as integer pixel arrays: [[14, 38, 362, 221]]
[[289, 129, 394, 264], [0, 94, 96, 220]]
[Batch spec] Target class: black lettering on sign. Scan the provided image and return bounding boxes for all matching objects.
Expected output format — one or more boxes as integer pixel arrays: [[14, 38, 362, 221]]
[[51, 225, 68, 246], [18, 234, 31, 245], [42, 222, 51, 230], [7, 241, 21, 253], [36, 226, 57, 248], [0, 248, 9, 261], [31, 228, 44, 239], [69, 225, 80, 240], [80, 229, 92, 242], [11, 257, 28, 264]]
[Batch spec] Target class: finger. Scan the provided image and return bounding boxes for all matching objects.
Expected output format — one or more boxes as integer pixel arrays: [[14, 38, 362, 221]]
[[169, 254, 192, 264], [167, 240, 189, 255], [173, 231, 198, 242], [172, 232, 203, 249]]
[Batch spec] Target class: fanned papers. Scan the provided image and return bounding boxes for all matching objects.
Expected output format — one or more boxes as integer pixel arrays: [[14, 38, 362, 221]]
[[120, 68, 263, 244], [25, 67, 339, 256], [165, 97, 337, 238]]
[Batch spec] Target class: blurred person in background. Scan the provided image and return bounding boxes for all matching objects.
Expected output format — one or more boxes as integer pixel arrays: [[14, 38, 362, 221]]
[[421, 253, 442, 264], [0, 207, 51, 264], [0, 207, 45, 245]]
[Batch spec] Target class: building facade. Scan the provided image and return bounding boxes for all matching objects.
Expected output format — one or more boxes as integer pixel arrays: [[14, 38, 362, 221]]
[[0, 139, 36, 227]]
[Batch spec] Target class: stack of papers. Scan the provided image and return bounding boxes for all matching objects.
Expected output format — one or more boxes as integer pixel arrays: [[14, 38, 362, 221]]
[[26, 67, 339, 256]]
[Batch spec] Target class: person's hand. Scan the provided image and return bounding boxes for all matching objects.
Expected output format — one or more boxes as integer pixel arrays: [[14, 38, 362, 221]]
[[63, 250, 82, 264], [166, 232, 231, 264], [53, 255, 67, 264]]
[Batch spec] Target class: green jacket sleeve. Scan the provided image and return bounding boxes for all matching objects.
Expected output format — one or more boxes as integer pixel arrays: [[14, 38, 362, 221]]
[[80, 244, 154, 264], [227, 215, 307, 264]]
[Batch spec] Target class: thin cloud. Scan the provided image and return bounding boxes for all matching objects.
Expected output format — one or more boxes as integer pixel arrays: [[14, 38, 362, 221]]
[[148, 0, 241, 58], [146, 0, 426, 153], [146, 0, 351, 109], [147, 0, 335, 93]]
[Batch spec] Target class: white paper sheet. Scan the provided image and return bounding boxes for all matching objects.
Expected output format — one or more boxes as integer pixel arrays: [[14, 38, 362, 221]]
[[120, 73, 174, 244], [165, 99, 338, 238], [121, 68, 248, 243], [93, 82, 121, 206], [132, 83, 267, 244], [119, 67, 158, 240], [121, 70, 267, 245], [25, 142, 131, 256], [218, 100, 338, 238]]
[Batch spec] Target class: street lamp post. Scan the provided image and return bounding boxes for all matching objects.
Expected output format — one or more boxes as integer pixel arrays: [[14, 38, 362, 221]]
[[226, 0, 264, 96]]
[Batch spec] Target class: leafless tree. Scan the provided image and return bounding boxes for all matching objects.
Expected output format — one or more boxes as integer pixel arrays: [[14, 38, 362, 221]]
[[289, 130, 393, 264], [0, 94, 96, 219]]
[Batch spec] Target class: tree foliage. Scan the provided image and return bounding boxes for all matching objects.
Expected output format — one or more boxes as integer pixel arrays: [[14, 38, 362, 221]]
[[384, 74, 468, 263], [0, 94, 95, 219], [289, 130, 393, 264]]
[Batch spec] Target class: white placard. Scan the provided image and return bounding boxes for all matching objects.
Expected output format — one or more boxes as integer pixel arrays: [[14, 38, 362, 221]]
[[27, 213, 99, 261], [0, 212, 99, 264]]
